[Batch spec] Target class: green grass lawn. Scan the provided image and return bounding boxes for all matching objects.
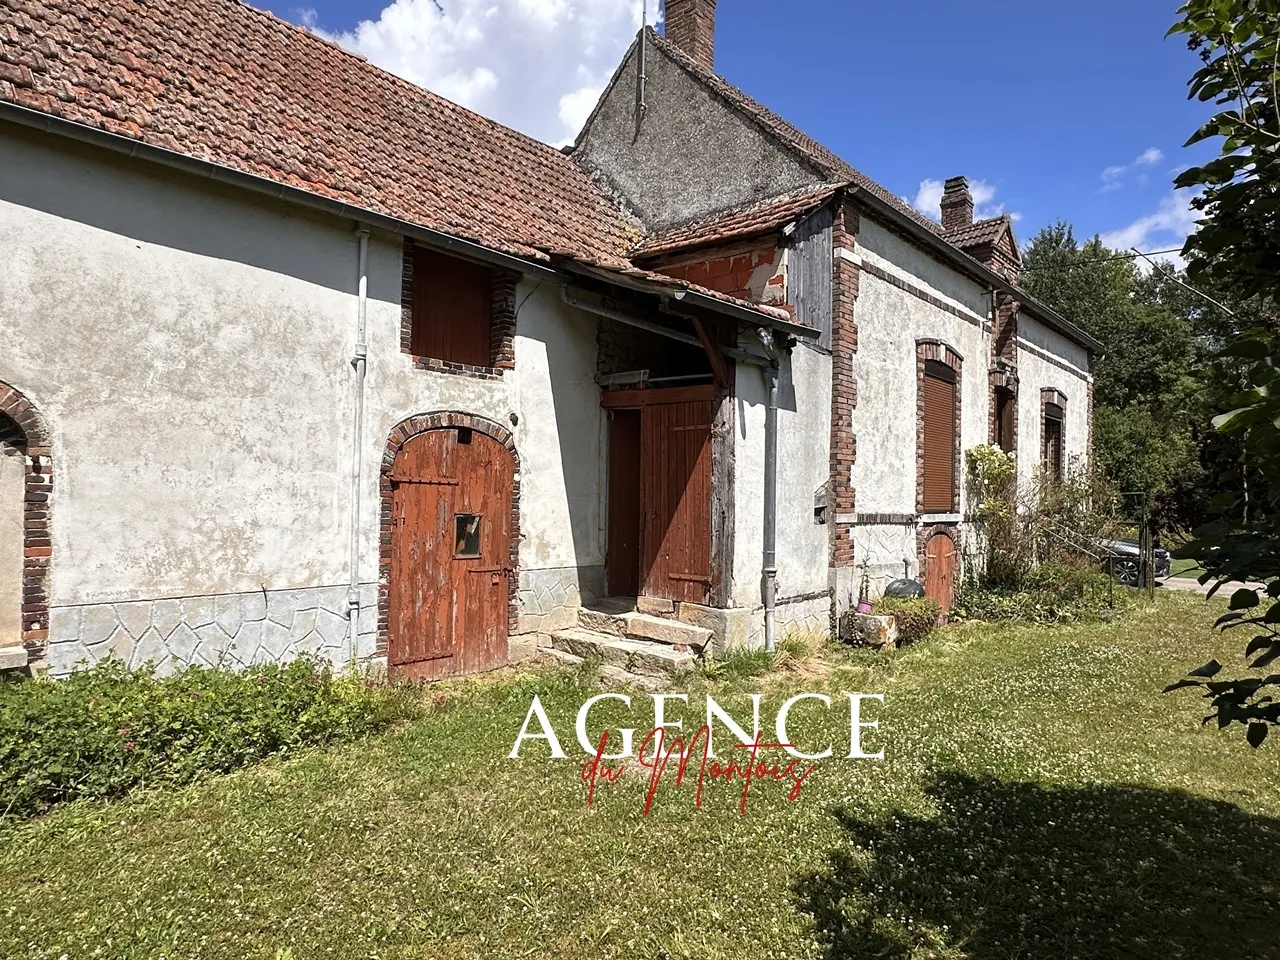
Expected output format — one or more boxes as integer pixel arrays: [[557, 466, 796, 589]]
[[3, 592, 1278, 960], [1169, 557, 1208, 579]]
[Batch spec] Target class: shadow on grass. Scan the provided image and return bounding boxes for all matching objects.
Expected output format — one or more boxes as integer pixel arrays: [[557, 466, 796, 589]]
[[796, 771, 1280, 959]]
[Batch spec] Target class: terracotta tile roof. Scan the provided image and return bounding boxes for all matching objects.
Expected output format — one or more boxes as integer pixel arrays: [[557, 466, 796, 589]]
[[945, 215, 1012, 250], [646, 28, 947, 240], [633, 186, 840, 258], [0, 0, 643, 267]]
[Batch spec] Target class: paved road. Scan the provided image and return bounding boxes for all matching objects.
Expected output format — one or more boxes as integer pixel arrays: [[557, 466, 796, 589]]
[[1158, 577, 1267, 595]]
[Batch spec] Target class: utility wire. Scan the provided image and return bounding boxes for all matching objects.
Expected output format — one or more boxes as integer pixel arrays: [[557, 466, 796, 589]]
[[1039, 247, 1184, 266]]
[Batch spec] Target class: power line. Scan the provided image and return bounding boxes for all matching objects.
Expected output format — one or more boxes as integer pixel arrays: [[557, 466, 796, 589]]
[[1060, 247, 1184, 266]]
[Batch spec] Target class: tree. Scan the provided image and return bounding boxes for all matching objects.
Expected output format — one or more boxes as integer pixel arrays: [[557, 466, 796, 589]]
[[1164, 0, 1280, 747], [1021, 225, 1206, 527]]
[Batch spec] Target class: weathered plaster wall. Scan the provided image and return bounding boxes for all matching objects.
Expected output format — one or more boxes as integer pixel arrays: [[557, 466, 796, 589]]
[[1015, 311, 1092, 482], [851, 218, 991, 522], [732, 342, 831, 630], [0, 125, 604, 671], [0, 441, 22, 645], [573, 40, 824, 231]]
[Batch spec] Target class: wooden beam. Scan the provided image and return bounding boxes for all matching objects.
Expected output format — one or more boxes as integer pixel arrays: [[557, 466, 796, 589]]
[[689, 315, 731, 388]]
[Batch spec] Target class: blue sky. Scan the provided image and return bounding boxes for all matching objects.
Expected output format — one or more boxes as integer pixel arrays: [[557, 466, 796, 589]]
[[281, 0, 1212, 257]]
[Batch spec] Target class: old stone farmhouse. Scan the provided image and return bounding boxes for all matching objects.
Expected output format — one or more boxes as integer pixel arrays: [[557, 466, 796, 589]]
[[0, 0, 1100, 678]]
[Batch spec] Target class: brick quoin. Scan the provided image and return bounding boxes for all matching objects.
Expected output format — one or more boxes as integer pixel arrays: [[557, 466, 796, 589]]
[[0, 381, 52, 664], [378, 412, 521, 656], [829, 200, 859, 568]]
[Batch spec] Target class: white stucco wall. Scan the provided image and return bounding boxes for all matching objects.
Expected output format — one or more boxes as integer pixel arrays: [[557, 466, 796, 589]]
[[732, 343, 831, 615], [1015, 311, 1092, 484], [0, 124, 606, 671], [0, 442, 22, 645], [851, 218, 991, 521]]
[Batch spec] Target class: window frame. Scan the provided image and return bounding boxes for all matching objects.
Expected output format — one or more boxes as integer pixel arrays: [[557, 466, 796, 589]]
[[916, 341, 964, 516]]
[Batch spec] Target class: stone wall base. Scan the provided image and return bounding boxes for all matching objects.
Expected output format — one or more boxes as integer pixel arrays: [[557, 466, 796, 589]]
[[44, 583, 380, 677]]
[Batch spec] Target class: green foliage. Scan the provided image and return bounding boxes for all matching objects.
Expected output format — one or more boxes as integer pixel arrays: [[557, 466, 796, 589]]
[[954, 556, 1118, 625], [1169, 331, 1280, 745], [870, 596, 941, 645], [0, 659, 419, 818], [965, 444, 1029, 588], [1169, 0, 1280, 306]]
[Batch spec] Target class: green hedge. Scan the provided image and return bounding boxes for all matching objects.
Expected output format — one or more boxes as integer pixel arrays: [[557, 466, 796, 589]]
[[870, 596, 941, 645], [0, 659, 420, 818]]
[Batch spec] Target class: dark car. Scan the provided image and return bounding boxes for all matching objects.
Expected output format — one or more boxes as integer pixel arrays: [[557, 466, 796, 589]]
[[1098, 539, 1172, 586]]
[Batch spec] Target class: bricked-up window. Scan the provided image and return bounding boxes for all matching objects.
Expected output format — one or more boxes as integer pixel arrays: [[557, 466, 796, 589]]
[[411, 248, 494, 367], [1044, 403, 1064, 481], [921, 360, 958, 512]]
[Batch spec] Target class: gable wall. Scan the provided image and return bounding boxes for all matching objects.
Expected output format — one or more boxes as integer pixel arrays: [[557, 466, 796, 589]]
[[573, 42, 825, 231], [0, 123, 607, 673]]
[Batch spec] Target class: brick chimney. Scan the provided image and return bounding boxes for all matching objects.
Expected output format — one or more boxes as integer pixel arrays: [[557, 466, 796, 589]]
[[665, 0, 717, 73], [940, 176, 974, 233]]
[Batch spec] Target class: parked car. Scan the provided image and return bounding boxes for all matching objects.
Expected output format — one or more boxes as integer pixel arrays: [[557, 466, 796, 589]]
[[1097, 539, 1171, 586]]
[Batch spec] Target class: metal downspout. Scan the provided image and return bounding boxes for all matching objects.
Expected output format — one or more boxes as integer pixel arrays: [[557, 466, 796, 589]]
[[758, 329, 780, 653], [347, 227, 370, 666]]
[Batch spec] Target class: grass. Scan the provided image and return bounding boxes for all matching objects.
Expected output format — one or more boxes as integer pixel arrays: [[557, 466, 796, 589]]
[[2, 592, 1278, 959], [1169, 557, 1208, 579]]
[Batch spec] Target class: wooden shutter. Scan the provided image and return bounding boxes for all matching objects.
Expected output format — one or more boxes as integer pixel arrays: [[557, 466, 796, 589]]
[[922, 363, 957, 512], [411, 248, 493, 367]]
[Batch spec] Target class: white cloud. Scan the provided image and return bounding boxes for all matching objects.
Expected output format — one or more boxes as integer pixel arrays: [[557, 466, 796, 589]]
[[302, 0, 647, 146], [910, 177, 1015, 222], [1098, 147, 1165, 191], [1098, 188, 1202, 264]]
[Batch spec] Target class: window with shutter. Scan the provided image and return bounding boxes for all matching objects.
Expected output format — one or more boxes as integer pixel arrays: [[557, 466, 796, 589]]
[[921, 360, 957, 512], [410, 247, 494, 367]]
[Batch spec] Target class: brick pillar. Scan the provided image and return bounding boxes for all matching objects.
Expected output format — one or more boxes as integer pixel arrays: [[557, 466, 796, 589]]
[[830, 201, 860, 610]]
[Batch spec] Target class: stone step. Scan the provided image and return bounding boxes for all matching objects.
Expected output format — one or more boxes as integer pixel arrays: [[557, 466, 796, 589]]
[[576, 608, 712, 651], [550, 628, 697, 678], [0, 646, 28, 671]]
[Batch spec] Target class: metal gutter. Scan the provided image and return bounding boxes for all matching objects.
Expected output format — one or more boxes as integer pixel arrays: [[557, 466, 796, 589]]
[[844, 186, 1105, 357]]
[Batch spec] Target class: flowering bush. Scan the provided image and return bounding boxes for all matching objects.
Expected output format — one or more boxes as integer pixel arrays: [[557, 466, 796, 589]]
[[0, 658, 419, 818]]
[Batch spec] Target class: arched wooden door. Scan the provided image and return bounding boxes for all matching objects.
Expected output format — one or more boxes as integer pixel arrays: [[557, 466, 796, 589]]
[[388, 427, 514, 680], [923, 531, 958, 612]]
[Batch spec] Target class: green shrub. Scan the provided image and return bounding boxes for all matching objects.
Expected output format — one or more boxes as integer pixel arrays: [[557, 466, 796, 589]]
[[870, 597, 941, 645], [952, 576, 1120, 625], [0, 658, 419, 818]]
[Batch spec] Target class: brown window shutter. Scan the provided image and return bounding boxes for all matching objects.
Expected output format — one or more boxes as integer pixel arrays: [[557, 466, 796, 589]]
[[411, 248, 494, 367], [922, 367, 956, 512], [1043, 404, 1064, 480]]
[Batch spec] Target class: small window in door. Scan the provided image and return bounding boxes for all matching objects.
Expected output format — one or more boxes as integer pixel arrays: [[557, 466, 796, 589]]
[[455, 514, 482, 557]]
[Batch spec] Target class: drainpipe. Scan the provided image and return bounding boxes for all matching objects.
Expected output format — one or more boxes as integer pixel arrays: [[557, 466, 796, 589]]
[[758, 328, 780, 652], [346, 227, 370, 666]]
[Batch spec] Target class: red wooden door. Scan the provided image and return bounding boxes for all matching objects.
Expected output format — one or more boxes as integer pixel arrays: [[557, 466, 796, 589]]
[[641, 398, 713, 604], [389, 428, 514, 680], [923, 531, 958, 612]]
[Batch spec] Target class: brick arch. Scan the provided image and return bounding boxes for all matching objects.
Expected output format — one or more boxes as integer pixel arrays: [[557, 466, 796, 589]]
[[0, 381, 52, 663], [377, 411, 521, 659]]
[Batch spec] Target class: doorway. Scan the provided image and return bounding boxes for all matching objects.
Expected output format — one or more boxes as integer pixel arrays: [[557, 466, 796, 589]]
[[604, 386, 714, 605], [388, 426, 515, 679], [923, 530, 958, 612]]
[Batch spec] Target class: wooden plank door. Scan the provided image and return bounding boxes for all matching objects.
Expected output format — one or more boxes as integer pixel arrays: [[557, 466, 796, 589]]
[[607, 409, 642, 597], [389, 427, 514, 680], [923, 531, 958, 612], [640, 398, 713, 604]]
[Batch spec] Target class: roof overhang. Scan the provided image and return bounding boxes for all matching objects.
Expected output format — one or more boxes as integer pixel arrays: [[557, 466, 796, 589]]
[[844, 186, 1105, 357], [1, 99, 801, 337]]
